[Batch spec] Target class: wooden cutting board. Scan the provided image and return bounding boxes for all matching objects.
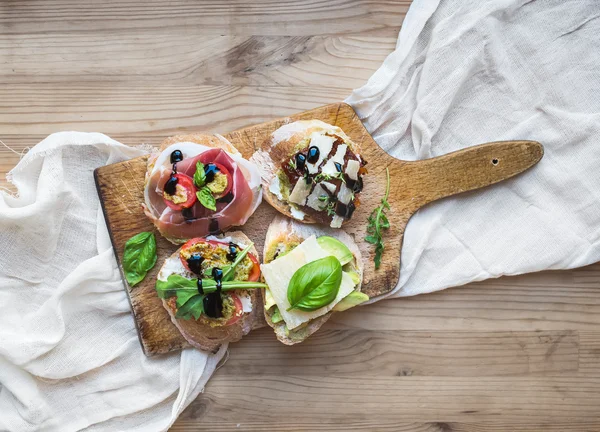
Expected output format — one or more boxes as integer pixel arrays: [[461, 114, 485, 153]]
[[95, 102, 543, 356]]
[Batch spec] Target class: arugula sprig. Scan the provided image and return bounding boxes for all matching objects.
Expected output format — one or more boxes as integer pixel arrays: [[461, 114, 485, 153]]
[[365, 167, 391, 269], [156, 242, 265, 320], [156, 274, 267, 320], [193, 161, 217, 211]]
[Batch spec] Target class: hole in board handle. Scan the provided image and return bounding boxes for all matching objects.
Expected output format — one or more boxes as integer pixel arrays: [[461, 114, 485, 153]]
[[491, 158, 499, 166]]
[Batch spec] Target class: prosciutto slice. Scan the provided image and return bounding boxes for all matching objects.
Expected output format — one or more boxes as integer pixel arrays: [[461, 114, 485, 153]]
[[143, 139, 262, 242]]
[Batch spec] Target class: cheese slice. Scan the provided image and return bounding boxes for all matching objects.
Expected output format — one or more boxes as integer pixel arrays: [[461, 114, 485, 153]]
[[305, 133, 335, 174], [346, 159, 360, 180], [306, 184, 329, 211], [321, 144, 347, 176], [260, 235, 355, 330], [289, 179, 312, 205]]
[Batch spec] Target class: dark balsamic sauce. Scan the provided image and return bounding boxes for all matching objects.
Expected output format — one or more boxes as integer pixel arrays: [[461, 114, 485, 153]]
[[164, 176, 178, 195], [203, 267, 224, 319], [170, 150, 183, 164], [182, 208, 194, 222], [295, 153, 307, 171], [217, 192, 234, 203], [196, 278, 204, 295], [164, 149, 183, 195], [334, 162, 343, 173], [204, 163, 219, 183], [186, 253, 204, 275], [208, 219, 220, 234], [226, 242, 238, 261], [307, 146, 320, 164], [345, 175, 363, 193], [335, 201, 356, 219]]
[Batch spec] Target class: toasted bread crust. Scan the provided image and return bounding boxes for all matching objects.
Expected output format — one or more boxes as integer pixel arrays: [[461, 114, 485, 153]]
[[160, 231, 265, 353]]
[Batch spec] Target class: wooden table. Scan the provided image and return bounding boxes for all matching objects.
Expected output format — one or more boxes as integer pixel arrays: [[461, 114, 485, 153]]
[[2, 2, 599, 431]]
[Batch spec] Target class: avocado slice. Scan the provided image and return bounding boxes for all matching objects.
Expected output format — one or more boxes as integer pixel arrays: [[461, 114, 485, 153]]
[[271, 307, 284, 324], [332, 291, 369, 312], [317, 236, 353, 265], [264, 288, 276, 310]]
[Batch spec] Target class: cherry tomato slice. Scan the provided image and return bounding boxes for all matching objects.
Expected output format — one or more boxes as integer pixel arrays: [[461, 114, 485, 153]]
[[162, 173, 197, 211], [209, 162, 233, 199], [247, 253, 261, 282], [224, 293, 244, 326]]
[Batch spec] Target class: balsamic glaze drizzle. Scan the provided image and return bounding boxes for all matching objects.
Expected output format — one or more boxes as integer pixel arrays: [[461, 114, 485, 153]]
[[164, 150, 183, 195], [217, 192, 234, 203], [208, 219, 220, 234], [186, 253, 204, 275], [226, 242, 238, 261], [204, 163, 219, 183], [307, 146, 320, 164], [203, 267, 224, 319]]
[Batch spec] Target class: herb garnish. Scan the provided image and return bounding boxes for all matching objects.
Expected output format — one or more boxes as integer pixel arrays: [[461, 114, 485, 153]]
[[196, 187, 217, 211], [123, 232, 158, 286], [156, 274, 267, 320], [156, 242, 266, 320], [365, 167, 391, 269], [287, 256, 342, 312], [193, 161, 206, 188], [193, 161, 217, 211]]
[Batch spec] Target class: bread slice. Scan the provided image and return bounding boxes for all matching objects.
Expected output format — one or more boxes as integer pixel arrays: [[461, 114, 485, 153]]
[[251, 120, 360, 226], [261, 215, 364, 345], [159, 231, 265, 353]]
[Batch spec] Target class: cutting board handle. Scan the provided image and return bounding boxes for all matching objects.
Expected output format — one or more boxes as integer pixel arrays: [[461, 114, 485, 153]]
[[401, 140, 544, 210]]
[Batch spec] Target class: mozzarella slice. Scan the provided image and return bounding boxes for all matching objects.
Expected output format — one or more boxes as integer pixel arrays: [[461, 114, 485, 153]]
[[305, 133, 335, 174], [238, 292, 253, 312], [260, 235, 355, 330], [346, 159, 360, 181], [289, 179, 312, 206], [321, 144, 347, 176]]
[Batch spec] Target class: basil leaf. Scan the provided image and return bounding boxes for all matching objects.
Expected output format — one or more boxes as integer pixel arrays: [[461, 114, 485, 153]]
[[196, 187, 216, 211], [175, 294, 204, 320], [287, 256, 342, 312], [123, 232, 157, 287], [193, 161, 206, 188]]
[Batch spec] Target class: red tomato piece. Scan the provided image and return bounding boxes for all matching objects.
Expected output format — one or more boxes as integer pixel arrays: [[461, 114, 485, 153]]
[[209, 162, 233, 199], [247, 253, 261, 282], [224, 293, 244, 326], [179, 238, 222, 271], [162, 174, 197, 211]]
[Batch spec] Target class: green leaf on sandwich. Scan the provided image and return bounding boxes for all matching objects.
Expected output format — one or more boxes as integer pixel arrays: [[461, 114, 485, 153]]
[[287, 255, 342, 312]]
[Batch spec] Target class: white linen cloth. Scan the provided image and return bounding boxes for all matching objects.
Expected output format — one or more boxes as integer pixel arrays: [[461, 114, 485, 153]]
[[2, 0, 600, 430], [0, 133, 226, 431], [347, 0, 600, 298]]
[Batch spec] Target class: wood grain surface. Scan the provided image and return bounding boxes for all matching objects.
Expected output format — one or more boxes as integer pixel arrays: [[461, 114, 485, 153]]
[[2, 1, 600, 431]]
